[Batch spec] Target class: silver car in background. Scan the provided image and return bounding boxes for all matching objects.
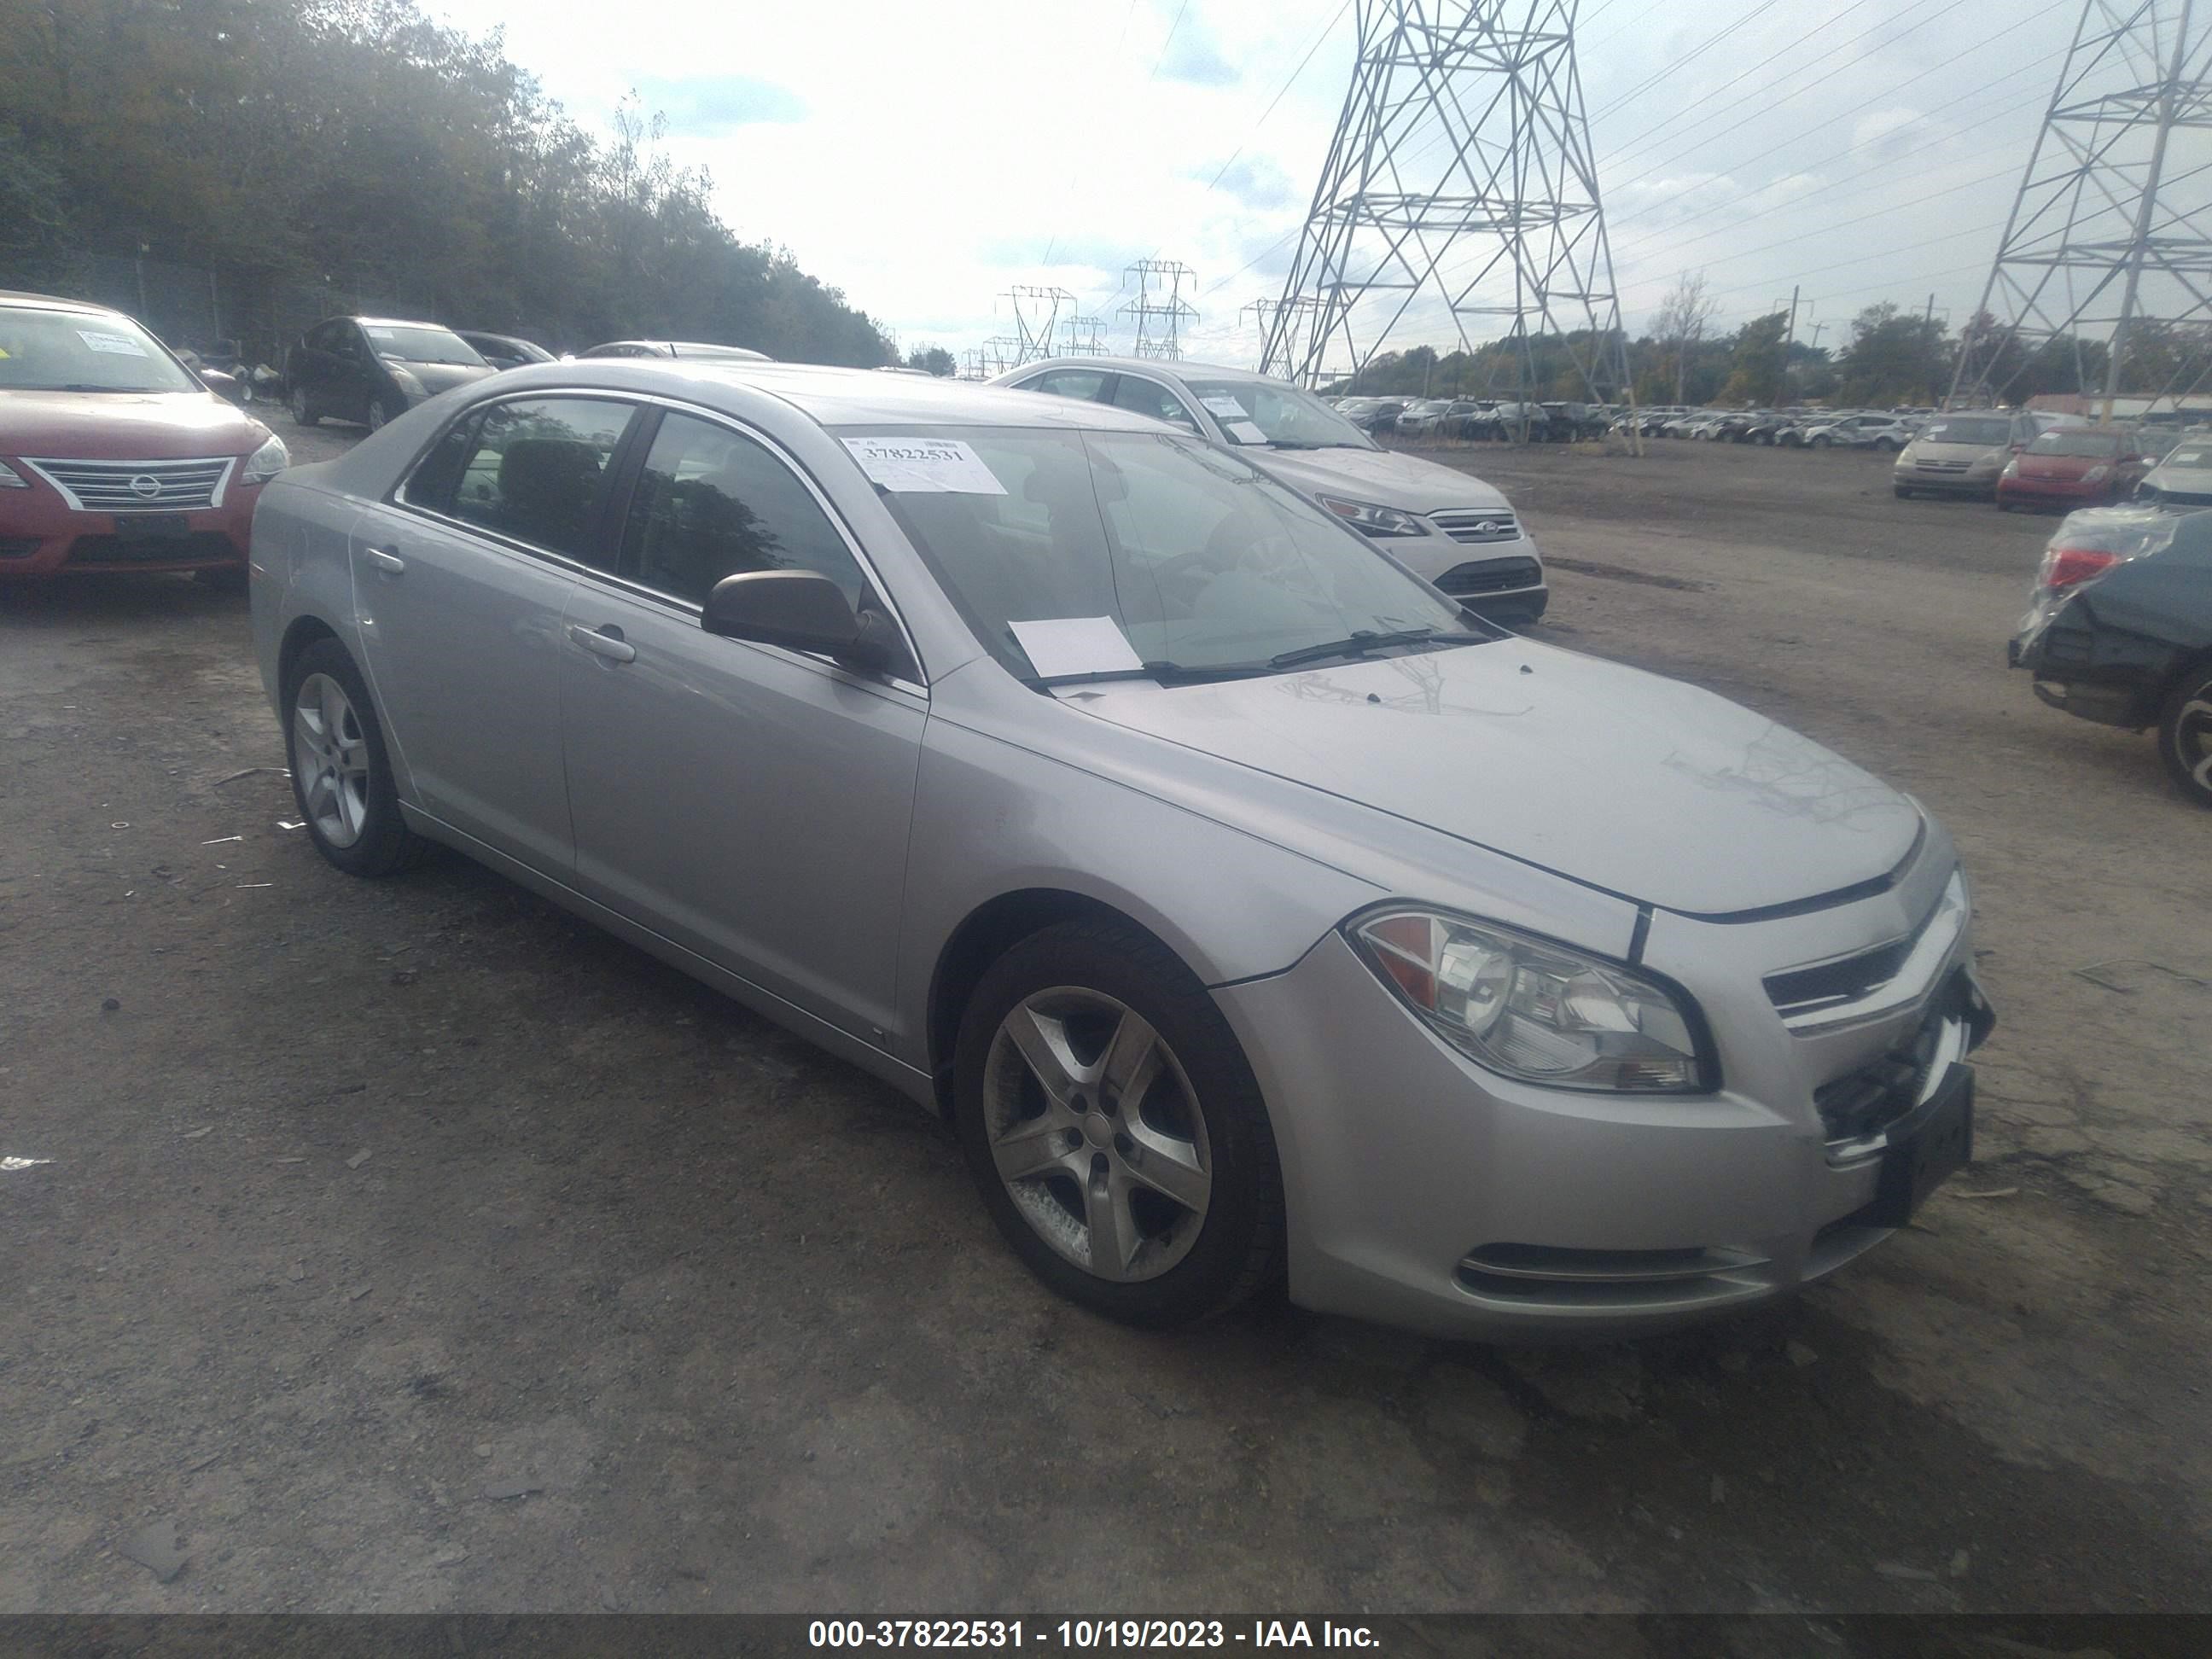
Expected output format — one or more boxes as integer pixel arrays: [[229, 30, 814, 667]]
[[249, 363, 1991, 1337], [991, 357, 1549, 626]]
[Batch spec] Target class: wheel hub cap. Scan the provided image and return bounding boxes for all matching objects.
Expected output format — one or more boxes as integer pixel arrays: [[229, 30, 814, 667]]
[[981, 987, 1212, 1284]]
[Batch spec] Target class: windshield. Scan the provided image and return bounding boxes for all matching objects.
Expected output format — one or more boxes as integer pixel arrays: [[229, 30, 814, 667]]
[[2029, 431, 2126, 457], [1184, 380, 1374, 450], [362, 324, 485, 366], [851, 426, 1483, 682], [0, 305, 200, 393], [1922, 417, 2011, 446]]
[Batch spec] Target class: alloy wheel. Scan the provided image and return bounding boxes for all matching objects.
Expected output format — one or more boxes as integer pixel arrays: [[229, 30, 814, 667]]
[[290, 387, 311, 423], [289, 672, 372, 848], [981, 987, 1212, 1283], [368, 399, 389, 432]]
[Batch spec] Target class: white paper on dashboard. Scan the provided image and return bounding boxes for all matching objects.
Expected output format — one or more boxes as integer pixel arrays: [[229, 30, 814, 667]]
[[1226, 420, 1269, 445], [841, 436, 1007, 495], [1200, 394, 1248, 417], [1008, 616, 1145, 679], [78, 330, 149, 358]]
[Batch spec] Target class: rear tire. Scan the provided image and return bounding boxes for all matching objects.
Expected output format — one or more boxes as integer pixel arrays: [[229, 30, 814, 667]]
[[282, 638, 429, 877], [952, 917, 1284, 1330], [2157, 661, 2212, 807]]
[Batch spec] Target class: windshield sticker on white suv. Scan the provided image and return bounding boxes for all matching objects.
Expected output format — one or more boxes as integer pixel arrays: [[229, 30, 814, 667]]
[[77, 330, 149, 358], [1200, 395, 1248, 417], [842, 437, 1008, 495], [1226, 420, 1268, 445], [1007, 617, 1145, 679]]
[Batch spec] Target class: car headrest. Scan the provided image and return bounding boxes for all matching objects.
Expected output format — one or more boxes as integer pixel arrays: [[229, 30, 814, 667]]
[[498, 438, 601, 526]]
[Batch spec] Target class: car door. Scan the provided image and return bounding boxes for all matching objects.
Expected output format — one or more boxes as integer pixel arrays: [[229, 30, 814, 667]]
[[296, 320, 344, 406], [557, 406, 925, 1042], [329, 323, 380, 422], [352, 393, 644, 874]]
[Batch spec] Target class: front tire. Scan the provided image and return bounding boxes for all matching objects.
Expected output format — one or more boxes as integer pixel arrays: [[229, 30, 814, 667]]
[[952, 918, 1284, 1329], [2157, 662, 2212, 807], [282, 638, 428, 876], [289, 386, 318, 427], [367, 397, 394, 433]]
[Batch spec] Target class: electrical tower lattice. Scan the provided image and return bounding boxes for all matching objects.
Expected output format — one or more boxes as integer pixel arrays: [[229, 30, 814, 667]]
[[1950, 1, 2212, 410], [1120, 260, 1199, 359], [1260, 0, 1630, 402]]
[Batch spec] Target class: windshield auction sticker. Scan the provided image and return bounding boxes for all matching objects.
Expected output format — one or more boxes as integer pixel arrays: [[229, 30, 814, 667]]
[[843, 437, 1007, 495], [1200, 394, 1249, 417], [77, 330, 150, 358], [1007, 617, 1144, 679]]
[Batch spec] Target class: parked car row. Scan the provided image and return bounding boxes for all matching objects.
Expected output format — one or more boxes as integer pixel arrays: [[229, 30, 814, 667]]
[[1333, 395, 1620, 443], [282, 317, 773, 432]]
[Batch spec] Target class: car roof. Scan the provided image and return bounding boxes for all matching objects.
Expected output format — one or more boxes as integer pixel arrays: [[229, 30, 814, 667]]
[[997, 355, 1289, 386], [521, 359, 1183, 433], [0, 289, 123, 317], [352, 316, 453, 331]]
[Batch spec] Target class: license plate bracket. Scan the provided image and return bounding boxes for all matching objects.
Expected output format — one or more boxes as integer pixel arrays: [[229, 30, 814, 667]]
[[1866, 1065, 1975, 1228], [113, 513, 191, 539]]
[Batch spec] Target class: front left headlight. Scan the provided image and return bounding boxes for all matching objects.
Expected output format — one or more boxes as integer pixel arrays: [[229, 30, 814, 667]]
[[387, 364, 428, 402], [1348, 908, 1712, 1092], [1315, 494, 1432, 538], [2081, 464, 2110, 482], [240, 433, 288, 486]]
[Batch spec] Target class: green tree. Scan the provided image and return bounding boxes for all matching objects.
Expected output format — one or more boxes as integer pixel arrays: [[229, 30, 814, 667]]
[[1837, 303, 1949, 405], [905, 346, 956, 376], [1720, 312, 1790, 404]]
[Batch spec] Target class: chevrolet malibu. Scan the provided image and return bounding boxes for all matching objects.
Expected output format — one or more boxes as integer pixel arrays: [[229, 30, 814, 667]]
[[249, 364, 1993, 1336], [1, 290, 288, 580]]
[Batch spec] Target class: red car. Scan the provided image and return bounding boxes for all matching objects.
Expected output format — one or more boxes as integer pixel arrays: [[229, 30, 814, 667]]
[[1995, 427, 2149, 512], [0, 290, 286, 581]]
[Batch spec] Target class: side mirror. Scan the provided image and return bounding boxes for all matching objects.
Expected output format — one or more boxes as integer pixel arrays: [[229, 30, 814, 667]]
[[702, 569, 897, 675]]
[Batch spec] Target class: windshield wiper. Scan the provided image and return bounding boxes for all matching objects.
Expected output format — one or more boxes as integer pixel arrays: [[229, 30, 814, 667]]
[[1266, 628, 1442, 671]]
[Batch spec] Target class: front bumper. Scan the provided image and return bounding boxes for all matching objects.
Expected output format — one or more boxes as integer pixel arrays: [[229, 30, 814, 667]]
[[1214, 869, 1988, 1341], [1394, 529, 1550, 626], [0, 480, 258, 576], [1997, 474, 2113, 506], [1897, 466, 2001, 496]]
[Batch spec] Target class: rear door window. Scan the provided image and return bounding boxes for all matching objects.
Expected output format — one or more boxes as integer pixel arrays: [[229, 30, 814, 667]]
[[439, 398, 638, 565]]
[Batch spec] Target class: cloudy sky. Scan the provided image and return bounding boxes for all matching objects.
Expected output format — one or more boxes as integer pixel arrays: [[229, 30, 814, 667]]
[[426, 0, 2091, 368]]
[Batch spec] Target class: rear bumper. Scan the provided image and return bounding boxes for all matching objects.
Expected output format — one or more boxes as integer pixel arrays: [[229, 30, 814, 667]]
[[0, 488, 256, 576]]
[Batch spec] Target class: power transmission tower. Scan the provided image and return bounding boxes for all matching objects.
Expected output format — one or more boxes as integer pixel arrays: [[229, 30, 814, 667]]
[[958, 347, 992, 381], [1061, 310, 1107, 355], [1003, 286, 1074, 365], [983, 335, 1024, 378], [1949, 1, 2212, 413], [1120, 259, 1199, 358], [1259, 1, 1630, 407]]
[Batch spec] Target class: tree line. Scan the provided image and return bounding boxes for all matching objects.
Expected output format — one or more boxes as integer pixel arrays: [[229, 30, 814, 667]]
[[0, 0, 946, 369], [1327, 271, 2212, 410]]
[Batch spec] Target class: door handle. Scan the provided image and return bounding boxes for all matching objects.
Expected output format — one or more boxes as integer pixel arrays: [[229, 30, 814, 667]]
[[568, 623, 637, 664], [366, 546, 405, 575]]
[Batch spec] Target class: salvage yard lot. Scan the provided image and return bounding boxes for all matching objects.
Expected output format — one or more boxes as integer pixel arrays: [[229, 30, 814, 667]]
[[3, 422, 2207, 1613]]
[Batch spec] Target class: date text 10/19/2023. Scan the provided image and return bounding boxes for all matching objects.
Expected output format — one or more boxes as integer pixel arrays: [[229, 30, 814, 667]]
[[806, 1621, 1382, 1650]]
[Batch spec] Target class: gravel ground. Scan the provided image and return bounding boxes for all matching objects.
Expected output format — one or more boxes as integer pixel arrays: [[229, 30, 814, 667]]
[[2, 415, 2206, 1615]]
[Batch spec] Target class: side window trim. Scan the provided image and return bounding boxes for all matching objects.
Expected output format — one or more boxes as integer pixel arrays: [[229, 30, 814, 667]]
[[591, 399, 928, 688]]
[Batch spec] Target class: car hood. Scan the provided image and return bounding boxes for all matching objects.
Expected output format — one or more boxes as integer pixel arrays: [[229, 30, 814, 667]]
[[1065, 640, 1923, 916], [1246, 445, 1511, 515], [2017, 453, 2107, 479], [2147, 462, 2212, 490], [0, 390, 265, 457], [388, 360, 496, 394]]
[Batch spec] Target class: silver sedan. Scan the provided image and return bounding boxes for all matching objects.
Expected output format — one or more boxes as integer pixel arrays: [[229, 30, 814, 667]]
[[248, 362, 1993, 1336]]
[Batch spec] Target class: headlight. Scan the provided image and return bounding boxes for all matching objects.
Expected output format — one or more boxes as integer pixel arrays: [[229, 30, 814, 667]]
[[1315, 494, 1432, 538], [0, 460, 26, 490], [240, 433, 288, 486], [2002, 458, 2020, 476], [2081, 464, 2109, 482], [387, 365, 427, 401], [1348, 908, 1711, 1092]]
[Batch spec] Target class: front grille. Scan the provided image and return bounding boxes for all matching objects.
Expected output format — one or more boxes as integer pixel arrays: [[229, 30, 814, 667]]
[[0, 536, 40, 559], [67, 531, 236, 566], [1764, 937, 1915, 1018], [1435, 557, 1541, 596], [1914, 460, 1972, 474], [22, 457, 235, 512], [1813, 999, 1954, 1144], [1429, 509, 1521, 543]]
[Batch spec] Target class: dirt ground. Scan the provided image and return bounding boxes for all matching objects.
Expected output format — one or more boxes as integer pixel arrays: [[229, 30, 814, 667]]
[[2, 417, 2207, 1616]]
